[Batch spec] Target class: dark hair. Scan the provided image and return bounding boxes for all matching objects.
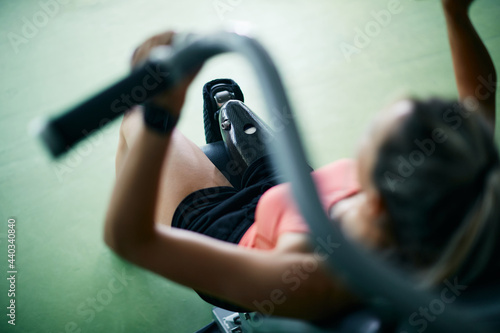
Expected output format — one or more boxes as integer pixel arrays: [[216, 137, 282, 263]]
[[372, 98, 500, 285]]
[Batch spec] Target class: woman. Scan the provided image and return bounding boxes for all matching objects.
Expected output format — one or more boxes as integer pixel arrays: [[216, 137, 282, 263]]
[[104, 0, 499, 320]]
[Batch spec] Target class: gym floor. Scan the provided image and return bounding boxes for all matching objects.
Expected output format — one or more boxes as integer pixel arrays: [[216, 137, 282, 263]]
[[0, 0, 499, 332]]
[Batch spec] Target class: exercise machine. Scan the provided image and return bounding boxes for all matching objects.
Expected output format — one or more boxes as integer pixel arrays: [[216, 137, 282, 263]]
[[35, 31, 500, 333]]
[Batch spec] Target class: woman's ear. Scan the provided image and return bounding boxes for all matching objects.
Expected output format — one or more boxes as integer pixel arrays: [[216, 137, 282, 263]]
[[362, 190, 393, 248], [364, 189, 386, 220]]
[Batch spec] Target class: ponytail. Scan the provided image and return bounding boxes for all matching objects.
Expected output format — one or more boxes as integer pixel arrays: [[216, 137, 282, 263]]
[[421, 166, 500, 287]]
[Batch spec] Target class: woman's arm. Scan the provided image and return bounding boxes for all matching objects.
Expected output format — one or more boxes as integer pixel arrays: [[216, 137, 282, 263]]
[[442, 0, 497, 128], [105, 30, 195, 250], [105, 125, 170, 251]]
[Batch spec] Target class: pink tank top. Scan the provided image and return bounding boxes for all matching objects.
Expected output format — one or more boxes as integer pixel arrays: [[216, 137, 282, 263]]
[[239, 159, 360, 249]]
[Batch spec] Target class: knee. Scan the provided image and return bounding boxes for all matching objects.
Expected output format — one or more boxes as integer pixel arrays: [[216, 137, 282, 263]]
[[115, 107, 143, 174], [120, 107, 143, 147]]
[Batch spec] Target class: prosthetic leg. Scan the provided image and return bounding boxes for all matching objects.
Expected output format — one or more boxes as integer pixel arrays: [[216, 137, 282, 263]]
[[201, 79, 273, 190]]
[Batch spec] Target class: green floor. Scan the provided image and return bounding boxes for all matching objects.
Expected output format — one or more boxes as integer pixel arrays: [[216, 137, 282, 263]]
[[1, 0, 499, 332]]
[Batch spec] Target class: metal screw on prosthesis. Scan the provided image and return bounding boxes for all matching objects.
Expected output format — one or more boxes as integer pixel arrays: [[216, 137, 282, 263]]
[[221, 119, 231, 130]]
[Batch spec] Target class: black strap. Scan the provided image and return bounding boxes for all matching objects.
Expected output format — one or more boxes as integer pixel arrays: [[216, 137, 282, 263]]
[[142, 102, 178, 135]]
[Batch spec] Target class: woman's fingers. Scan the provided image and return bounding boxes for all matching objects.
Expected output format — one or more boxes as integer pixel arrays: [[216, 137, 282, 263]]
[[442, 0, 474, 13], [129, 30, 202, 116], [131, 31, 176, 68]]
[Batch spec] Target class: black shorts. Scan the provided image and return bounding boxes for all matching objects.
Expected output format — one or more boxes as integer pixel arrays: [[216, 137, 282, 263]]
[[171, 156, 280, 245], [171, 157, 280, 312]]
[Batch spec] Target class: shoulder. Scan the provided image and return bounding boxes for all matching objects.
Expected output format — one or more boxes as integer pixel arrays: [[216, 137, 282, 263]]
[[274, 232, 311, 254], [314, 158, 357, 179]]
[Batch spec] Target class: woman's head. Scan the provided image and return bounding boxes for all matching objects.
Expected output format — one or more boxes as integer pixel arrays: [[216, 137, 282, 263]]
[[355, 98, 500, 284]]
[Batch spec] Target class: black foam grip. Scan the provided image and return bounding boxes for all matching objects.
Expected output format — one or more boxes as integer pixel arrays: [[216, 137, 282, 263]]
[[42, 61, 172, 156]]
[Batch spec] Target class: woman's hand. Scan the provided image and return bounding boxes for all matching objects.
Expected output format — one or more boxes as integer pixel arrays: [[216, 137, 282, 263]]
[[131, 31, 199, 117], [442, 0, 474, 15], [441, 0, 497, 125]]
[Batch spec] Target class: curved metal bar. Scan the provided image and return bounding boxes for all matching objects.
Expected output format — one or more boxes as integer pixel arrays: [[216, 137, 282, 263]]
[[171, 32, 483, 333]]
